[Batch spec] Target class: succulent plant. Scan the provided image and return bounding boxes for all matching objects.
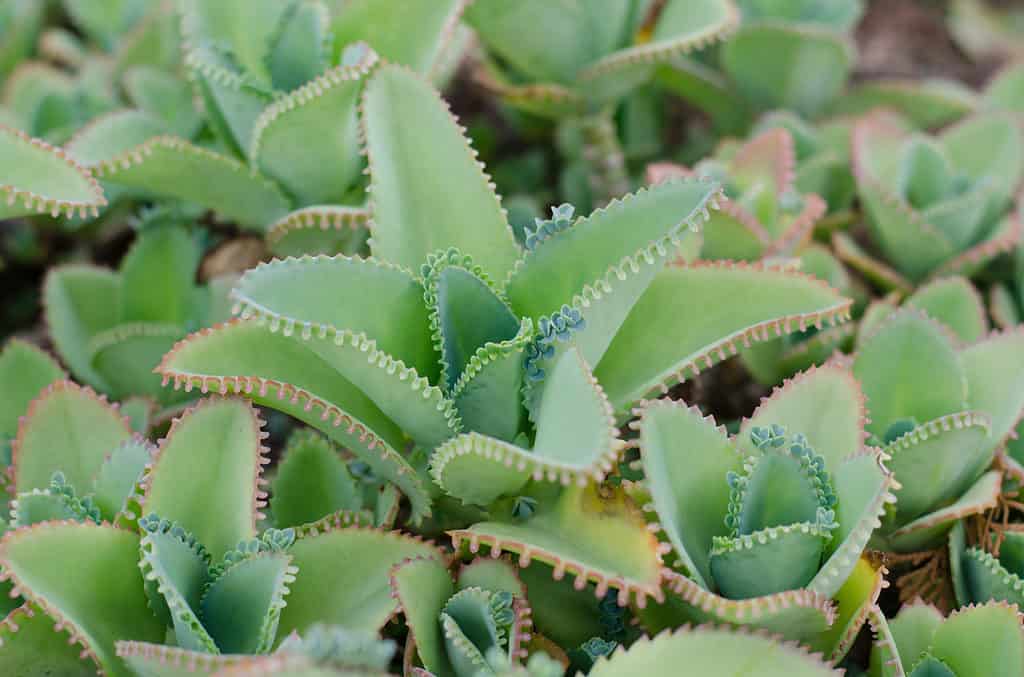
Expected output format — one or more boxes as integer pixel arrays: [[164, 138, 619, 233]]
[[155, 63, 852, 540], [656, 0, 862, 134], [845, 311, 1024, 554], [867, 600, 1024, 676], [43, 222, 234, 412], [467, 0, 738, 202], [632, 364, 893, 657], [648, 126, 827, 262], [58, 0, 470, 246], [391, 555, 544, 676], [840, 110, 1023, 292], [0, 395, 443, 675]]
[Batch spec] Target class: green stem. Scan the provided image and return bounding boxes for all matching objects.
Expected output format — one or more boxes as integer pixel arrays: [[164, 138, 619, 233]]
[[579, 110, 631, 205]]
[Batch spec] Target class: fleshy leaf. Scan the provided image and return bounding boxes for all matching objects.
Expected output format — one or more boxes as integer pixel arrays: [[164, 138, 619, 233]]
[[597, 261, 852, 414], [251, 49, 378, 205], [330, 0, 468, 75], [201, 551, 296, 654], [118, 225, 200, 326], [391, 557, 456, 676], [0, 603, 100, 675], [887, 470, 1001, 553], [141, 398, 265, 559], [90, 437, 153, 522], [93, 136, 291, 230], [588, 623, 841, 676], [265, 206, 370, 258], [155, 321, 432, 525], [88, 323, 188, 403], [852, 309, 967, 439], [0, 124, 106, 220], [432, 347, 621, 506], [505, 179, 719, 367], [634, 400, 740, 590], [277, 527, 444, 638], [137, 516, 217, 653], [930, 602, 1024, 676], [905, 277, 988, 344], [361, 63, 520, 280], [64, 109, 169, 168], [0, 340, 64, 440], [721, 23, 853, 117], [450, 482, 663, 607], [11, 380, 132, 493], [960, 327, 1024, 447], [270, 429, 362, 529], [115, 642, 244, 677], [43, 265, 121, 390], [0, 522, 165, 676]]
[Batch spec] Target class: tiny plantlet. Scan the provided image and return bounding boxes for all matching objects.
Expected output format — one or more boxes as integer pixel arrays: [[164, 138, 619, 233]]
[[1, 1, 1024, 675]]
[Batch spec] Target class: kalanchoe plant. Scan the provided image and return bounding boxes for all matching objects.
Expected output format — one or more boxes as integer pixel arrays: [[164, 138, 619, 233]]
[[63, 0, 470, 248], [633, 364, 894, 658], [0, 396, 443, 675], [156, 63, 853, 544], [647, 127, 828, 262], [43, 222, 234, 413], [949, 518, 1024, 611], [847, 311, 1024, 554], [391, 556, 540, 676], [587, 623, 842, 676], [840, 110, 1024, 292], [867, 600, 1024, 676], [467, 0, 739, 202], [656, 0, 862, 134]]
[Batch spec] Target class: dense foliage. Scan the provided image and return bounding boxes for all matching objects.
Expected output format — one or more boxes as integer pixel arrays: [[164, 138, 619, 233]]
[[1, 1, 1024, 675]]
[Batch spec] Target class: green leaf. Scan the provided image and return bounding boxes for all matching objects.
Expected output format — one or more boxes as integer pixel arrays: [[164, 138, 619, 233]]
[[118, 225, 200, 325], [0, 124, 106, 220], [643, 569, 835, 643], [887, 470, 1001, 553], [142, 398, 265, 559], [90, 437, 152, 522], [831, 79, 978, 129], [852, 309, 967, 439], [43, 265, 121, 390], [930, 602, 1024, 677], [588, 623, 840, 676], [960, 327, 1024, 447], [906, 277, 988, 344], [180, 0, 289, 88], [11, 380, 132, 493], [265, 206, 370, 258], [88, 323, 188, 404], [0, 522, 165, 676], [155, 321, 432, 525], [721, 23, 854, 117], [391, 557, 456, 676], [809, 557, 886, 662], [93, 136, 292, 230], [432, 347, 621, 506], [505, 179, 719, 367], [115, 642, 244, 677], [0, 603, 100, 676], [464, 0, 610, 85], [137, 518, 216, 653], [0, 340, 64, 440], [271, 430, 362, 528], [422, 249, 521, 391], [597, 261, 852, 414], [451, 325, 531, 443], [635, 400, 740, 590], [883, 412, 992, 528], [185, 47, 272, 158], [123, 66, 202, 139], [251, 50, 377, 205], [266, 0, 330, 91], [331, 0, 468, 75], [277, 527, 443, 638], [578, 0, 739, 103], [361, 64, 520, 280], [450, 482, 663, 607], [201, 551, 296, 654], [64, 109, 169, 168], [232, 255, 437, 381]]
